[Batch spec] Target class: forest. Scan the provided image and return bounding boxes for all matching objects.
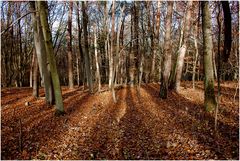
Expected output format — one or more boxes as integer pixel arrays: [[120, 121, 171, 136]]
[[1, 0, 239, 160]]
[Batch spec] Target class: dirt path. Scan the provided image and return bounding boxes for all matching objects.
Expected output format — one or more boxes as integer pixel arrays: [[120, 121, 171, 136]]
[[1, 83, 239, 159]]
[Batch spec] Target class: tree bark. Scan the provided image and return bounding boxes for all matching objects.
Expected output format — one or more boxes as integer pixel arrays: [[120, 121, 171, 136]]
[[30, 2, 54, 105], [32, 49, 39, 97], [173, 1, 192, 92], [94, 24, 101, 92], [192, 24, 199, 89], [110, 0, 117, 102], [82, 1, 93, 93], [38, 1, 65, 114], [115, 3, 125, 86], [76, 1, 84, 86], [202, 1, 217, 112], [67, 1, 74, 89], [159, 1, 173, 99]]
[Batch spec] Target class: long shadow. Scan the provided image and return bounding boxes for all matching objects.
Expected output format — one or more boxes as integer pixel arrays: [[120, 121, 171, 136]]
[[142, 84, 239, 159], [117, 86, 168, 159], [1, 91, 92, 160], [2, 87, 86, 125], [194, 84, 239, 101], [76, 89, 125, 159]]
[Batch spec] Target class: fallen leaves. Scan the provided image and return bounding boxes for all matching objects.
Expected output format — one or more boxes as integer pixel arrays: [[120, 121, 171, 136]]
[[1, 83, 239, 160]]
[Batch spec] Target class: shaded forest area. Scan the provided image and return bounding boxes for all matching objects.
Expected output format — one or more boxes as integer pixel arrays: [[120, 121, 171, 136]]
[[1, 1, 239, 160]]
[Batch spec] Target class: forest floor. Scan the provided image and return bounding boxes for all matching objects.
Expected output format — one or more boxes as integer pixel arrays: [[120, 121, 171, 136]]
[[1, 81, 239, 160]]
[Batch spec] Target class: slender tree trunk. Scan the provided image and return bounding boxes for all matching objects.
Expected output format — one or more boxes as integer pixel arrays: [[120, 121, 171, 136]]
[[67, 2, 74, 89], [38, 1, 65, 114], [159, 1, 174, 99], [94, 24, 101, 92], [192, 24, 199, 89], [103, 1, 109, 84], [76, 2, 84, 86], [150, 1, 161, 83], [110, 0, 117, 102], [173, 0, 192, 92], [30, 52, 35, 87], [202, 1, 217, 112], [115, 3, 125, 86], [82, 1, 93, 93], [33, 50, 39, 97], [215, 4, 222, 131]]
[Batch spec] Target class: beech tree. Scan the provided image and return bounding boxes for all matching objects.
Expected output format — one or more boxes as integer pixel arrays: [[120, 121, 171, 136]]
[[82, 1, 93, 93], [159, 1, 174, 99], [201, 1, 217, 112], [67, 1, 74, 89], [170, 1, 193, 92], [38, 1, 65, 114], [30, 1, 54, 104]]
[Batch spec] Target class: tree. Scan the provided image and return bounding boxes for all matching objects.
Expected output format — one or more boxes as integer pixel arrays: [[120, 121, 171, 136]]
[[38, 1, 65, 114], [32, 49, 39, 97], [170, 1, 192, 92], [67, 1, 74, 89], [110, 0, 117, 102], [201, 1, 217, 112], [159, 1, 174, 99], [221, 1, 232, 62], [94, 24, 101, 92], [30, 1, 54, 105], [76, 1, 84, 87], [82, 1, 93, 93]]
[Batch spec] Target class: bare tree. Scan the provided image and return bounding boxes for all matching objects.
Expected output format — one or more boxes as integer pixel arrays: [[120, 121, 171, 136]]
[[201, 1, 217, 112], [159, 1, 174, 99], [67, 1, 74, 89], [82, 1, 93, 93], [38, 1, 65, 114]]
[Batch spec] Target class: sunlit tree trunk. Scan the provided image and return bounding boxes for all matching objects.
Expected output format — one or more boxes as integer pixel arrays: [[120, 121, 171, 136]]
[[94, 24, 101, 92], [32, 49, 39, 97], [159, 1, 173, 99], [67, 1, 74, 89], [173, 1, 192, 92], [38, 1, 64, 114], [115, 3, 125, 86], [201, 1, 217, 112], [110, 0, 117, 102]]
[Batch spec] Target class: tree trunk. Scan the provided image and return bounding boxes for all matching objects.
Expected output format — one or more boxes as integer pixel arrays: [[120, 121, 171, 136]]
[[94, 24, 101, 92], [30, 2, 54, 105], [38, 1, 64, 114], [32, 50, 39, 97], [173, 0, 192, 92], [82, 1, 93, 93], [221, 1, 232, 62], [76, 1, 84, 86], [110, 0, 117, 103], [201, 1, 217, 112], [115, 3, 125, 86], [159, 1, 173, 99], [30, 51, 35, 87], [150, 1, 161, 82], [192, 24, 199, 89], [67, 1, 74, 89]]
